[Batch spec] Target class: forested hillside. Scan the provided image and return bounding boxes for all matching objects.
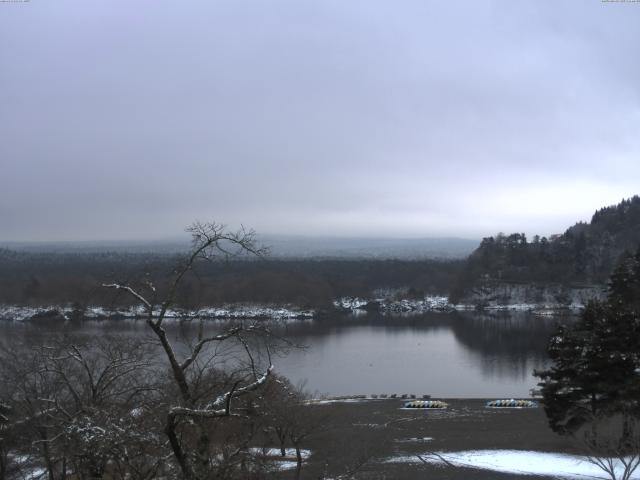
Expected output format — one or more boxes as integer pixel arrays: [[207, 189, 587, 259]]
[[452, 196, 640, 300]]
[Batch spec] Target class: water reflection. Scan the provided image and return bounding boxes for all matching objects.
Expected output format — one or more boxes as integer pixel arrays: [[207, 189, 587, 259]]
[[0, 311, 569, 397], [449, 311, 564, 383]]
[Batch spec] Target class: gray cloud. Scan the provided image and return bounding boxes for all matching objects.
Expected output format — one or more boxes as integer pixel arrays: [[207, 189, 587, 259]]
[[1, 0, 639, 241]]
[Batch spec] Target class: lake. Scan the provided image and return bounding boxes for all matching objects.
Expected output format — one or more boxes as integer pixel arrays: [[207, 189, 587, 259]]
[[0, 310, 566, 398]]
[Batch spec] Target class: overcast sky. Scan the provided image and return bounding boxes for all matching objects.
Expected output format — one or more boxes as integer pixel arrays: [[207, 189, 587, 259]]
[[1, 0, 639, 241]]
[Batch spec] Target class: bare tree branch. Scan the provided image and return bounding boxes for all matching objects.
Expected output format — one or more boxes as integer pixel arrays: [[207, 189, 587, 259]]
[[102, 283, 153, 312]]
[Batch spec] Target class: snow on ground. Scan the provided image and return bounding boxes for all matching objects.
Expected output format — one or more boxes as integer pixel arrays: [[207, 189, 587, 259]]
[[333, 297, 370, 310], [9, 455, 47, 479], [395, 437, 433, 443], [0, 305, 64, 322], [333, 296, 577, 315], [248, 448, 311, 471], [335, 296, 463, 314], [194, 306, 314, 319], [274, 460, 298, 470], [380, 297, 454, 314], [334, 293, 591, 315], [0, 304, 314, 321], [0, 295, 584, 322], [248, 448, 311, 459], [387, 449, 640, 479], [306, 398, 371, 405]]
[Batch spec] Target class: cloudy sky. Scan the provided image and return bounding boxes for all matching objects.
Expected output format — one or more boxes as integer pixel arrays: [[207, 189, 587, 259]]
[[1, 0, 639, 241]]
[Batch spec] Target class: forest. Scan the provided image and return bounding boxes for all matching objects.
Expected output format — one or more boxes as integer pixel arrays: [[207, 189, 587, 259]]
[[0, 249, 462, 310]]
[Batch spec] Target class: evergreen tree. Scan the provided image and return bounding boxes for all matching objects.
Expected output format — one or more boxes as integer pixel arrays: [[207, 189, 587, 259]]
[[608, 249, 640, 313], [536, 247, 640, 436]]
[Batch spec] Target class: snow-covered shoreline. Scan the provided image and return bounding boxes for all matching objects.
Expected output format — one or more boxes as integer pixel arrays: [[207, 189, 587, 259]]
[[0, 304, 315, 322], [1, 292, 589, 323], [333, 295, 586, 316], [2, 283, 603, 322]]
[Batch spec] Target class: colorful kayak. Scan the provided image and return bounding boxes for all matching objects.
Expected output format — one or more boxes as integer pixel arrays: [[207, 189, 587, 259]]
[[486, 399, 537, 408], [403, 400, 448, 409]]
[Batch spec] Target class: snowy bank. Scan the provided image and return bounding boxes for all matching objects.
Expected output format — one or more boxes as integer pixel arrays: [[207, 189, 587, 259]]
[[333, 296, 467, 314], [387, 449, 640, 479], [248, 448, 311, 471], [0, 304, 315, 322], [333, 285, 603, 315], [458, 283, 605, 312], [333, 295, 547, 315]]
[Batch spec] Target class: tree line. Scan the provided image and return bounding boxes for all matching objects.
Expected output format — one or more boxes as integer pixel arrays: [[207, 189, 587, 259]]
[[0, 249, 462, 310]]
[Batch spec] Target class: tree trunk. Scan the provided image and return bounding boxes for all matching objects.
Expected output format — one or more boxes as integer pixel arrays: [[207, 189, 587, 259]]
[[0, 448, 6, 480], [38, 428, 55, 480], [294, 445, 303, 480], [622, 413, 632, 447], [148, 321, 192, 403], [165, 414, 195, 480], [276, 428, 287, 457], [196, 427, 211, 477]]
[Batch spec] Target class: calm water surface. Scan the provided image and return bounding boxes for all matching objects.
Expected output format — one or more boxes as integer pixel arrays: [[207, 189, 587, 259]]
[[0, 311, 567, 397]]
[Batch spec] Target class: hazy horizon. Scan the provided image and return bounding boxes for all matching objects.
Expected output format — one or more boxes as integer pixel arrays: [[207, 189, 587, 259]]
[[0, 195, 632, 244], [0, 232, 479, 257], [2, 1, 639, 241]]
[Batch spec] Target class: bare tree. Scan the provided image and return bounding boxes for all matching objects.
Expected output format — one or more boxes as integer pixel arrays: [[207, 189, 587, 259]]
[[583, 416, 640, 480], [0, 401, 10, 479], [260, 375, 327, 478], [103, 222, 285, 480], [0, 334, 161, 480]]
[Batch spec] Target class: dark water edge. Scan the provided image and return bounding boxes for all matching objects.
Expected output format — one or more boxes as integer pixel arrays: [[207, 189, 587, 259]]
[[0, 311, 570, 398]]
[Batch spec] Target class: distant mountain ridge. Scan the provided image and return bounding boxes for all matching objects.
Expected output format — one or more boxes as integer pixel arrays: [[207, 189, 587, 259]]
[[261, 236, 478, 259], [2, 235, 479, 260]]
